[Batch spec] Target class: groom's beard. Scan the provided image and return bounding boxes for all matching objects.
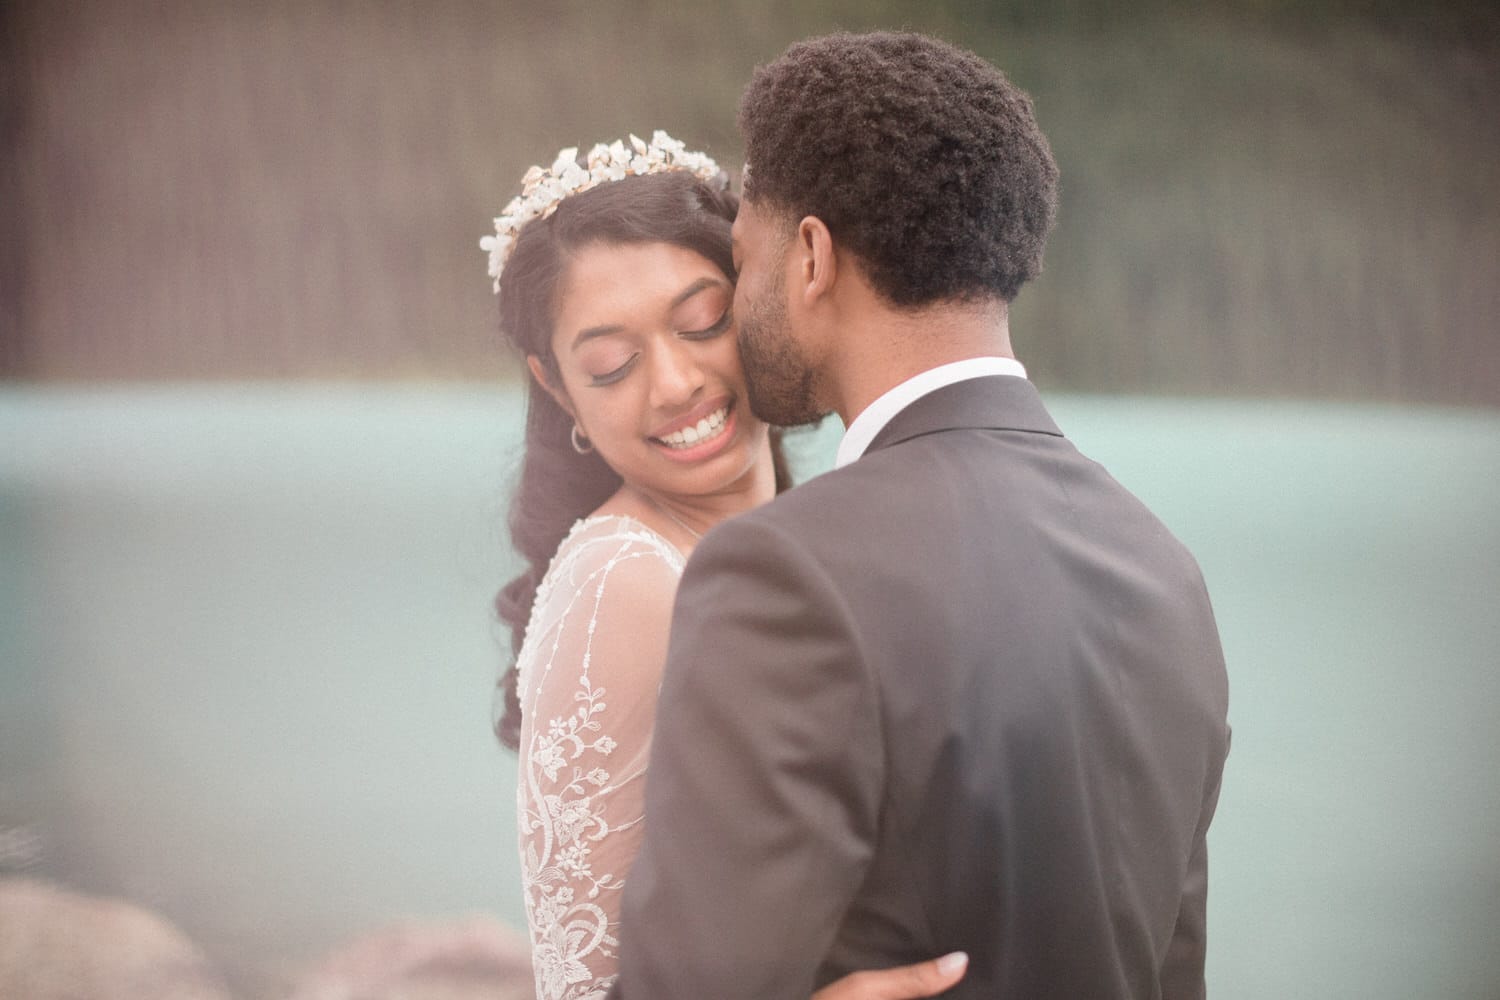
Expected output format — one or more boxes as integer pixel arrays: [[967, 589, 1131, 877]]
[[737, 269, 825, 428]]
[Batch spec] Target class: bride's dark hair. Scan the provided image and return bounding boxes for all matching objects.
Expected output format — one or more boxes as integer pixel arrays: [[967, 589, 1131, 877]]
[[493, 168, 791, 750]]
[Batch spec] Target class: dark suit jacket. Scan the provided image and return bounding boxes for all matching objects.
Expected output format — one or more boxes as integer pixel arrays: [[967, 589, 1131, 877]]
[[609, 376, 1230, 1000]]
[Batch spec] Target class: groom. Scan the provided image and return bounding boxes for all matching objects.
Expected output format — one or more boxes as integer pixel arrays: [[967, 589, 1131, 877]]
[[611, 32, 1230, 1000]]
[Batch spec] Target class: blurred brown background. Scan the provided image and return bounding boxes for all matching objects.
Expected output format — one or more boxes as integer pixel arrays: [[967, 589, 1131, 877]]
[[3, 0, 1497, 404]]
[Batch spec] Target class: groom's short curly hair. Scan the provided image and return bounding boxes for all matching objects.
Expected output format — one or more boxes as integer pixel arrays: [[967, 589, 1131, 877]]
[[738, 31, 1058, 305]]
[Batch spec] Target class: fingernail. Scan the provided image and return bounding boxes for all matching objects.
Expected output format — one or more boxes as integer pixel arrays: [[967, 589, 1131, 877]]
[[937, 951, 968, 975]]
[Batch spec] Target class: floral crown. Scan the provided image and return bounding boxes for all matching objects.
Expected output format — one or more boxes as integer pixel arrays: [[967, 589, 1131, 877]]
[[480, 130, 723, 292]]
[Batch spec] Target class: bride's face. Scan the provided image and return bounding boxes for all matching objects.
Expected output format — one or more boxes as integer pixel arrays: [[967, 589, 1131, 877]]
[[535, 241, 771, 501]]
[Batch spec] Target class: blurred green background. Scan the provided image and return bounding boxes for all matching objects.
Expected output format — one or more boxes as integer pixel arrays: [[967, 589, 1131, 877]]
[[2, 2, 1498, 999]]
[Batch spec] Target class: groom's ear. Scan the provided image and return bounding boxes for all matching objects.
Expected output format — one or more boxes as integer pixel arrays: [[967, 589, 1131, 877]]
[[795, 215, 837, 307]]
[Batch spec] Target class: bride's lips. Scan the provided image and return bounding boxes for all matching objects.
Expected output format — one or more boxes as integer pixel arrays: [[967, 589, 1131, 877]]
[[649, 395, 738, 463]]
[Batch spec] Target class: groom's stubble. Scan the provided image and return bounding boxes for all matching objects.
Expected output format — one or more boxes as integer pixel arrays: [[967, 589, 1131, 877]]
[[736, 236, 827, 429]]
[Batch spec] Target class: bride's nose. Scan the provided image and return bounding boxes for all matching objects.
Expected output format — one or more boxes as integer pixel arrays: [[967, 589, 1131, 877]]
[[647, 339, 705, 409]]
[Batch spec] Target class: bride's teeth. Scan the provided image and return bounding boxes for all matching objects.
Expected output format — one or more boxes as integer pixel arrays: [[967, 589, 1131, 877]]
[[659, 406, 729, 449]]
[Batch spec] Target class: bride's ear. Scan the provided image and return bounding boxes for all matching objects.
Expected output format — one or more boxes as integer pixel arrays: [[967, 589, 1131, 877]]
[[527, 355, 576, 419]]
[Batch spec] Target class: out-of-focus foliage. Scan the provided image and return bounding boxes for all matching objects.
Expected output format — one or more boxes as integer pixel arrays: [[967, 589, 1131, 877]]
[[3, 0, 1497, 404]]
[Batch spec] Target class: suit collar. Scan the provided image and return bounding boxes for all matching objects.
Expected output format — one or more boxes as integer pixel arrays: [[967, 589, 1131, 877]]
[[864, 376, 1062, 456], [835, 357, 1029, 467]]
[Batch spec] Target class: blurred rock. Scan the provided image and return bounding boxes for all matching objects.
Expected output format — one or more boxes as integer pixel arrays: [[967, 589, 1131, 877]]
[[287, 916, 534, 1000], [0, 877, 231, 1000]]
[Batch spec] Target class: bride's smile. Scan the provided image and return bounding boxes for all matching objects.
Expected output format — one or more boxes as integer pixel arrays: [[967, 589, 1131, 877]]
[[650, 396, 736, 457]]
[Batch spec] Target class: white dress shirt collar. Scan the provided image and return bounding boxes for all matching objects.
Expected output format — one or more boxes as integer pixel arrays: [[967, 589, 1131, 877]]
[[833, 356, 1028, 468]]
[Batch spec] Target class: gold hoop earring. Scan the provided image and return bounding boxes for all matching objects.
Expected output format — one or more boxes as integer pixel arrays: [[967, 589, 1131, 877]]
[[570, 424, 594, 454]]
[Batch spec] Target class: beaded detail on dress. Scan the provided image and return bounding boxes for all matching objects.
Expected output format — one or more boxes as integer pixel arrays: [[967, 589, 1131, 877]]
[[513, 515, 685, 1000]]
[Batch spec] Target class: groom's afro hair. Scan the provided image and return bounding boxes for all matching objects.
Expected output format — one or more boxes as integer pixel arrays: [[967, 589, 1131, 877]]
[[738, 31, 1058, 305]]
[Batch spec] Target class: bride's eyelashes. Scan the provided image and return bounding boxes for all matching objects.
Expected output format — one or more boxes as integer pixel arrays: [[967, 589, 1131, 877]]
[[588, 358, 636, 387], [584, 309, 732, 388], [679, 307, 733, 341]]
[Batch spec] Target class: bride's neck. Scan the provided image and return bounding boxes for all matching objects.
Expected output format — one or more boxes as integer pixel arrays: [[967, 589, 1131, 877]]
[[604, 438, 777, 542]]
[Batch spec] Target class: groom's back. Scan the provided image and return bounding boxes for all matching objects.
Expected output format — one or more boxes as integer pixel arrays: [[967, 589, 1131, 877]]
[[617, 376, 1229, 1000], [777, 379, 1229, 997]]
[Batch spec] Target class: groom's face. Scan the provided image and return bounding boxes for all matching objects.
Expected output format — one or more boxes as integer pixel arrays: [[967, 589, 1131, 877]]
[[732, 199, 824, 427]]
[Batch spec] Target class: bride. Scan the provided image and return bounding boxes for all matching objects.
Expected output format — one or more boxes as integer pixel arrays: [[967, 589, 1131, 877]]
[[485, 135, 966, 1000]]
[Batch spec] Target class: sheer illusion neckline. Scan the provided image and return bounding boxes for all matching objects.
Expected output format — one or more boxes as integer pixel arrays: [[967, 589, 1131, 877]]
[[527, 514, 685, 634], [567, 512, 690, 559]]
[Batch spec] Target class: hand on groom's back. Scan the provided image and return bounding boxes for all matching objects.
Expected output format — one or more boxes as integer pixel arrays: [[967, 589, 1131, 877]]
[[812, 953, 969, 1000]]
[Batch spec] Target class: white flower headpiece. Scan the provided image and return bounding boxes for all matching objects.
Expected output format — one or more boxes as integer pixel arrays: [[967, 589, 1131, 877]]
[[480, 130, 723, 292]]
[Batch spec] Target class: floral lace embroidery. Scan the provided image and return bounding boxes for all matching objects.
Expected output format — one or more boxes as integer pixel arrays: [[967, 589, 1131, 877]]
[[514, 516, 684, 1000]]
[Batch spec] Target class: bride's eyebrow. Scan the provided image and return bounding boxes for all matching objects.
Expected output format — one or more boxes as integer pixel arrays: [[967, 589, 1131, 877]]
[[669, 276, 727, 310], [572, 277, 728, 350], [571, 323, 625, 350]]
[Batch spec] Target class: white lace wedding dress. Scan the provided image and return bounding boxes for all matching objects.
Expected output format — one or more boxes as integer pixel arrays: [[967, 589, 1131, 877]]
[[512, 514, 686, 1000]]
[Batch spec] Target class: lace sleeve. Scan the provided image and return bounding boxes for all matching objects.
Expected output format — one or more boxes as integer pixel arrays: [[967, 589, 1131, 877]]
[[513, 519, 684, 1000]]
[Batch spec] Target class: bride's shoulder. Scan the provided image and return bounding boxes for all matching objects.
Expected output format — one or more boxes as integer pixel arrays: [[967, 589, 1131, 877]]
[[558, 513, 683, 565], [534, 514, 684, 603], [522, 514, 684, 667], [516, 514, 684, 727]]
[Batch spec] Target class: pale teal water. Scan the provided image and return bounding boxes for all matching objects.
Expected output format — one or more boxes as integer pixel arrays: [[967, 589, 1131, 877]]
[[1, 385, 1497, 998]]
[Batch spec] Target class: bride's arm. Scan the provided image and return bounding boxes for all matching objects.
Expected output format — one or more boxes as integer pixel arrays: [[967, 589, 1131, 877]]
[[516, 539, 680, 1000]]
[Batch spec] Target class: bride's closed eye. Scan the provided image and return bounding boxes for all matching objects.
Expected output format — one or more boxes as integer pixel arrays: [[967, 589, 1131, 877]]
[[679, 308, 732, 341], [588, 356, 636, 387], [586, 350, 638, 387]]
